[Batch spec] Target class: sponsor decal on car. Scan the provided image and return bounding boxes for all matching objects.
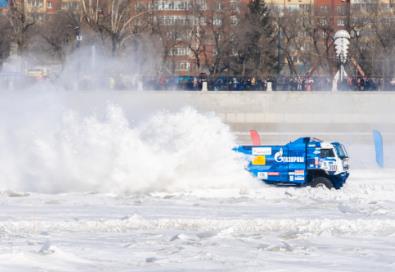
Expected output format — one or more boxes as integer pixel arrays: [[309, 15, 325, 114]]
[[289, 171, 304, 181], [294, 176, 305, 181], [257, 172, 268, 179], [252, 147, 272, 156], [274, 148, 304, 163], [252, 155, 266, 165], [268, 172, 280, 176]]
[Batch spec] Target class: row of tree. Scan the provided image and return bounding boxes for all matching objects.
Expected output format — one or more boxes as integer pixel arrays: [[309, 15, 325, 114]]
[[274, 3, 395, 79], [0, 0, 394, 79], [0, 0, 279, 77]]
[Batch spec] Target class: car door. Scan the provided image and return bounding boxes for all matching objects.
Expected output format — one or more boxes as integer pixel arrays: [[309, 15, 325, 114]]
[[287, 143, 307, 184]]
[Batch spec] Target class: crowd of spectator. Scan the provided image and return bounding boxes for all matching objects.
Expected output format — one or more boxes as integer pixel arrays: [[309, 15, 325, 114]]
[[143, 75, 267, 91], [1, 71, 395, 91], [142, 74, 393, 91]]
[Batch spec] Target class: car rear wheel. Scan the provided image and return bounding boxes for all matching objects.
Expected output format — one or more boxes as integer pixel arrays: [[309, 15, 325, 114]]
[[310, 176, 333, 189]]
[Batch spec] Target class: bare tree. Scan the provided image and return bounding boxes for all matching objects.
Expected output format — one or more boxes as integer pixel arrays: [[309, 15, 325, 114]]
[[7, 1, 35, 55], [346, 1, 395, 82], [184, 1, 208, 73], [274, 6, 341, 78], [37, 12, 80, 63], [80, 0, 149, 55], [274, 9, 308, 76], [365, 4, 395, 79], [229, 0, 276, 77], [0, 17, 12, 69], [202, 1, 233, 75]]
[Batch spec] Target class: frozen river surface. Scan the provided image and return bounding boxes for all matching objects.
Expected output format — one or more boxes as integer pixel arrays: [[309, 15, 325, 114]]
[[1, 91, 395, 271], [1, 169, 395, 272]]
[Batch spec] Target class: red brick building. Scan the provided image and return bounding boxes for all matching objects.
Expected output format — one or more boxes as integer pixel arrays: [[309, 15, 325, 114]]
[[46, 0, 60, 14], [4, 0, 78, 18], [314, 0, 350, 31]]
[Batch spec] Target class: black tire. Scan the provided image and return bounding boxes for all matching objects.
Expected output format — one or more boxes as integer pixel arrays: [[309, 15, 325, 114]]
[[310, 176, 333, 189]]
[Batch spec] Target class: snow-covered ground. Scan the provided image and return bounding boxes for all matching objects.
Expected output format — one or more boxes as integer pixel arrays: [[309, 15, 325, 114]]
[[1, 91, 394, 271], [1, 170, 395, 272]]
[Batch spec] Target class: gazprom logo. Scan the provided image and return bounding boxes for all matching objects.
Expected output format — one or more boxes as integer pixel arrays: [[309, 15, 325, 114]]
[[274, 148, 304, 163]]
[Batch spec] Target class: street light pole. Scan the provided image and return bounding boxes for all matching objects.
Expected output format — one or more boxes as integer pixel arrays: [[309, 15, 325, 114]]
[[277, 11, 283, 75], [277, 26, 281, 75]]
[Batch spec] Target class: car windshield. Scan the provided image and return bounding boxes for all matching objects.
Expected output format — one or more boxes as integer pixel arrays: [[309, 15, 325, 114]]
[[320, 149, 335, 158], [333, 143, 349, 159]]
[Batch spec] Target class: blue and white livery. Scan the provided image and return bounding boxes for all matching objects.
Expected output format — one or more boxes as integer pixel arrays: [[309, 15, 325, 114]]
[[234, 137, 350, 189]]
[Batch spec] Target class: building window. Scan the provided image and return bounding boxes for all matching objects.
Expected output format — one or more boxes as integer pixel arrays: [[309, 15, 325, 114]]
[[336, 5, 346, 16], [319, 5, 328, 13], [320, 18, 327, 26], [159, 15, 189, 25], [230, 15, 238, 25], [29, 0, 44, 8], [170, 47, 191, 56], [337, 18, 345, 26], [213, 16, 222, 26], [230, 0, 239, 12], [176, 62, 190, 71]]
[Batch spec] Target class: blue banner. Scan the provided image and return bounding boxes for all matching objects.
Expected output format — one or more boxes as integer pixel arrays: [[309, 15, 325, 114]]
[[373, 130, 384, 168], [0, 0, 8, 8]]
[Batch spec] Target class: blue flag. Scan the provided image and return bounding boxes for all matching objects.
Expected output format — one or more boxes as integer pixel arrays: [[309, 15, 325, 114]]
[[0, 0, 8, 8], [373, 130, 384, 168]]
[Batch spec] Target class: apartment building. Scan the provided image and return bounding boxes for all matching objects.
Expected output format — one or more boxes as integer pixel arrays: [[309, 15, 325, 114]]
[[21, 0, 56, 20], [313, 0, 350, 31], [60, 0, 79, 11], [131, 0, 249, 75], [351, 0, 393, 10], [5, 0, 78, 20], [267, 0, 312, 11], [267, 0, 352, 30]]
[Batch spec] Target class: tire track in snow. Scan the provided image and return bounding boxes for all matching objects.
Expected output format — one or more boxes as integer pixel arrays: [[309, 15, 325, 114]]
[[1, 217, 395, 236]]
